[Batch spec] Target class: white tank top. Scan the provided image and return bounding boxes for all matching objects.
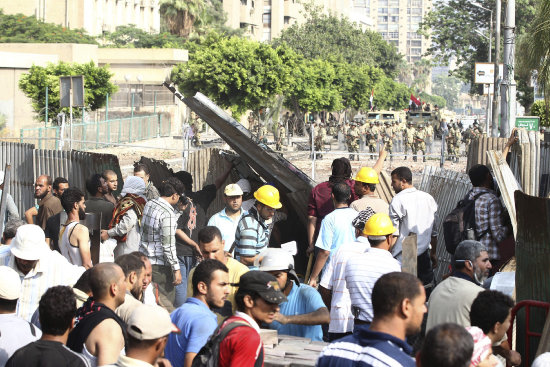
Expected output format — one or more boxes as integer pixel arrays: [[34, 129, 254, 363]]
[[59, 221, 83, 266]]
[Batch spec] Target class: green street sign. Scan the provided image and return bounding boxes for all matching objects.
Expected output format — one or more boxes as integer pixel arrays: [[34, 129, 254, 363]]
[[516, 116, 540, 131]]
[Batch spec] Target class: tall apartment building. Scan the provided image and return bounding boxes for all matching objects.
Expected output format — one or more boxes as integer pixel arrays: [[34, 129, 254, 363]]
[[1, 0, 160, 36], [348, 0, 432, 63]]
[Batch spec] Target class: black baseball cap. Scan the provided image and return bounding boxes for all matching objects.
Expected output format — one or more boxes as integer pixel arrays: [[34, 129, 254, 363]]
[[235, 271, 287, 304]]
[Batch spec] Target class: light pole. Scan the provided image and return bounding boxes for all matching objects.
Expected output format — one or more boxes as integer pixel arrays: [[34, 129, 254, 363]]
[[472, 2, 493, 135]]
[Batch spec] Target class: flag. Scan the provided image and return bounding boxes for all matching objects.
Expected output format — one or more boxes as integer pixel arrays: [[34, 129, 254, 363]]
[[410, 93, 421, 106], [370, 89, 374, 110]]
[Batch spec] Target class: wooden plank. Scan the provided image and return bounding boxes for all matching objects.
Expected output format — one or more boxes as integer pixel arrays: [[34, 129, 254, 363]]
[[401, 234, 417, 275], [536, 312, 550, 357]]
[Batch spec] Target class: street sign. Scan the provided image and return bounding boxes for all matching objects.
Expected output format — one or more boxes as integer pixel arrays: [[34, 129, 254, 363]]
[[474, 63, 504, 84], [59, 75, 85, 107], [515, 116, 539, 131]]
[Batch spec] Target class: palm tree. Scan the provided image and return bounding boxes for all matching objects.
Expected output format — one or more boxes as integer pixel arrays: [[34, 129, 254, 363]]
[[519, 0, 550, 112], [160, 0, 205, 38]]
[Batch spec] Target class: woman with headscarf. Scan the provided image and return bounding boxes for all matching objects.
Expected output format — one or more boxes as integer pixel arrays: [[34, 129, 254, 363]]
[[100, 176, 147, 258]]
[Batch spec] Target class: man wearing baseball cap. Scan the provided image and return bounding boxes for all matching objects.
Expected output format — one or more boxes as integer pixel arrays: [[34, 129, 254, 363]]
[[107, 305, 180, 367], [217, 271, 286, 366], [0, 266, 42, 365], [260, 248, 329, 341], [207, 183, 247, 253], [0, 224, 85, 321]]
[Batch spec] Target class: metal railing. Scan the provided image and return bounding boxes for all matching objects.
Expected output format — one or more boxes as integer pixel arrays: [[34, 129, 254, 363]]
[[19, 114, 171, 151]]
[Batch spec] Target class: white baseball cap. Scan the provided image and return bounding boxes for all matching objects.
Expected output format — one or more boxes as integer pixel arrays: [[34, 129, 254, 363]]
[[10, 224, 49, 261], [0, 266, 21, 300], [127, 305, 180, 340], [224, 183, 243, 196]]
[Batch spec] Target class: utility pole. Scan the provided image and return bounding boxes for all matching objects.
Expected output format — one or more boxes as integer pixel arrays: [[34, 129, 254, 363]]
[[500, 0, 516, 137], [491, 0, 501, 137]]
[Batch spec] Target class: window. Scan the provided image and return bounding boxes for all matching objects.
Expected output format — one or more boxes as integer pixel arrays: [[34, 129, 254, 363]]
[[389, 40, 399, 47], [410, 47, 422, 55], [411, 0, 422, 7], [407, 31, 421, 39], [411, 7, 422, 14], [378, 16, 388, 22], [411, 56, 421, 62], [389, 31, 399, 38], [377, 23, 388, 31], [262, 29, 271, 42], [389, 7, 399, 14], [241, 0, 247, 5], [390, 16, 399, 22], [388, 23, 398, 31], [380, 31, 388, 38], [378, 7, 388, 13], [408, 23, 419, 31], [411, 16, 422, 23], [378, 0, 388, 5], [263, 13, 271, 27], [264, 0, 271, 5], [410, 40, 421, 46], [284, 16, 290, 24]]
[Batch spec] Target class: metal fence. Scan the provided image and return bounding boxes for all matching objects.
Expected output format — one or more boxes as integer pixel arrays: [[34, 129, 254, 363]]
[[20, 114, 171, 151], [418, 166, 473, 283], [1, 141, 122, 217], [466, 136, 508, 172], [541, 135, 550, 197], [109, 84, 176, 108]]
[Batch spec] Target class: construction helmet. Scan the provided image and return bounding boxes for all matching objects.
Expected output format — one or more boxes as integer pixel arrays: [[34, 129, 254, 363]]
[[362, 213, 397, 236], [355, 167, 379, 184], [259, 248, 300, 285], [254, 185, 282, 209]]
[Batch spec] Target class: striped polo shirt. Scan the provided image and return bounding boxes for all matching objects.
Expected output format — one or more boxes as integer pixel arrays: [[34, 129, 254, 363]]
[[234, 207, 270, 269]]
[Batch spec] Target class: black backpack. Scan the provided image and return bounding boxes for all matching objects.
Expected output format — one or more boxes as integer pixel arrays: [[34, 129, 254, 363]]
[[443, 192, 488, 254], [192, 319, 262, 367]]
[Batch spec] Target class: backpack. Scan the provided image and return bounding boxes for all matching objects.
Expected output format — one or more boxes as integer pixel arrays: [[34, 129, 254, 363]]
[[443, 192, 489, 254], [191, 319, 255, 367]]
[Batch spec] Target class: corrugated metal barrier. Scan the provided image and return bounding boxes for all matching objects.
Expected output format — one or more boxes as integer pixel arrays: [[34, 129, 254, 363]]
[[419, 166, 473, 283], [466, 136, 508, 172], [1, 141, 122, 216], [541, 137, 550, 197]]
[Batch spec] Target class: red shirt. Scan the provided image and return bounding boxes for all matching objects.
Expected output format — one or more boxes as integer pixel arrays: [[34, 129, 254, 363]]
[[307, 179, 358, 240], [218, 316, 263, 367]]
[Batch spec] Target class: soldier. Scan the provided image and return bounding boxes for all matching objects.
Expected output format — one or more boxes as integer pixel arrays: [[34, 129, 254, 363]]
[[276, 122, 286, 151], [366, 122, 377, 159], [259, 123, 268, 145], [425, 123, 434, 154], [445, 123, 456, 160], [315, 123, 327, 158], [403, 122, 415, 160], [414, 123, 427, 162], [463, 125, 473, 156], [382, 121, 394, 160], [191, 122, 202, 147], [451, 123, 462, 162], [346, 123, 360, 161]]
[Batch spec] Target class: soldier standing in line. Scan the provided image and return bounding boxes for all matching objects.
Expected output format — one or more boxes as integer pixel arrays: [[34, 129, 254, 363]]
[[259, 123, 268, 145], [425, 123, 434, 154], [366, 122, 377, 159], [276, 121, 286, 151], [382, 121, 394, 161], [446, 123, 456, 161], [392, 121, 401, 153], [451, 123, 462, 162], [346, 123, 360, 161], [316, 123, 327, 159], [191, 122, 202, 147], [403, 122, 415, 160], [414, 123, 427, 162]]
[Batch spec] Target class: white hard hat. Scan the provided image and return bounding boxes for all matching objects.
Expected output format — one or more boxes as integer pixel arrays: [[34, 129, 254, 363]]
[[259, 248, 300, 286]]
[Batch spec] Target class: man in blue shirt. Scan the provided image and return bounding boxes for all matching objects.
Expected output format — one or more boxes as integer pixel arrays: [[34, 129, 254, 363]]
[[309, 182, 357, 287], [317, 272, 426, 367], [165, 259, 230, 367], [260, 248, 329, 341], [207, 184, 247, 253]]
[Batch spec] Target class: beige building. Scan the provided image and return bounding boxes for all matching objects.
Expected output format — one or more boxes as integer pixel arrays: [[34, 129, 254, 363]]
[[1, 0, 160, 36], [0, 44, 187, 132]]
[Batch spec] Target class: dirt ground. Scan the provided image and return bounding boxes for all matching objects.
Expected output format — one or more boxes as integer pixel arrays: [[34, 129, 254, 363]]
[[92, 130, 467, 183]]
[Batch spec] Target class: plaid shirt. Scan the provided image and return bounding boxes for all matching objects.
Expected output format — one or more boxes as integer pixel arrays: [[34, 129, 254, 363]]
[[234, 207, 270, 269], [466, 187, 509, 259], [139, 197, 180, 271]]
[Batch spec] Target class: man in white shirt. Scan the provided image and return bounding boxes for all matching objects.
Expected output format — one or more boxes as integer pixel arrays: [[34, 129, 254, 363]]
[[0, 224, 85, 321], [207, 184, 247, 252], [319, 208, 375, 341], [308, 183, 358, 287], [389, 166, 438, 291], [345, 213, 401, 328], [0, 266, 42, 365]]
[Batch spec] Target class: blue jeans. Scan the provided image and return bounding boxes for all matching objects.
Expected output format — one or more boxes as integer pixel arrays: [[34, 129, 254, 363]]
[[174, 255, 198, 308]]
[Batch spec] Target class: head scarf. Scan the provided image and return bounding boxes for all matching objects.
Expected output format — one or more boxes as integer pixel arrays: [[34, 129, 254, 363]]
[[466, 326, 492, 367], [352, 208, 376, 230], [121, 176, 146, 199]]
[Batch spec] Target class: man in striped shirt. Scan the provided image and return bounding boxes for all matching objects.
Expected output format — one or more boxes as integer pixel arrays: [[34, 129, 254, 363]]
[[316, 272, 426, 367], [139, 177, 185, 311], [234, 185, 282, 269]]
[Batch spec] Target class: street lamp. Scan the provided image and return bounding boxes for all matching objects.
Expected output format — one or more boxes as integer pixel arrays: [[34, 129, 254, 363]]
[[472, 1, 493, 134]]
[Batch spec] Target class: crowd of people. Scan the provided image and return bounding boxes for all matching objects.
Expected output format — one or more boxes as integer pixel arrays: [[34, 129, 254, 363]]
[[0, 132, 542, 367]]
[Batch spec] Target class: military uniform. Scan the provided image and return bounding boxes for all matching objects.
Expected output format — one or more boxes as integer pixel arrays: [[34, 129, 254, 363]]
[[382, 123, 394, 159], [276, 124, 286, 151], [259, 125, 268, 144], [366, 123, 378, 159], [404, 124, 415, 159], [191, 122, 202, 147], [414, 126, 427, 162], [314, 125, 327, 158], [425, 124, 434, 154], [452, 126, 462, 161], [346, 125, 360, 161]]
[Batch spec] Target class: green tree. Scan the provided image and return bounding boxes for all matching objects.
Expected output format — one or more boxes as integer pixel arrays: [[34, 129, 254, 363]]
[[171, 33, 293, 116], [272, 6, 403, 78], [432, 74, 463, 109], [335, 63, 384, 111], [531, 100, 549, 127], [18, 61, 117, 122], [160, 0, 206, 38], [420, 0, 536, 101], [373, 76, 411, 110], [418, 92, 446, 109], [0, 10, 97, 44], [102, 24, 187, 48]]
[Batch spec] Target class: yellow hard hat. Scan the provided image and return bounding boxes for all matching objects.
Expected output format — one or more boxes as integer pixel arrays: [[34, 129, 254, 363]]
[[254, 185, 282, 209], [362, 213, 396, 236], [355, 167, 379, 184]]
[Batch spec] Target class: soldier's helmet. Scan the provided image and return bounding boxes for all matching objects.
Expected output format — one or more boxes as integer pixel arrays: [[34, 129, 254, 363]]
[[407, 121, 412, 126], [418, 124, 424, 128]]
